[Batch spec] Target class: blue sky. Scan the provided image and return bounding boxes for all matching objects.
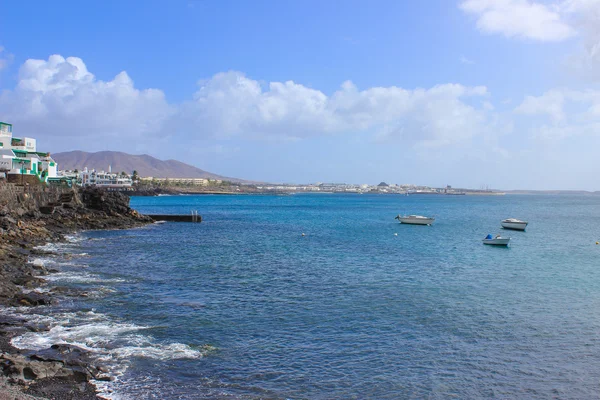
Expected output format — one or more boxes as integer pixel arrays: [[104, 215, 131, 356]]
[[1, 0, 599, 189]]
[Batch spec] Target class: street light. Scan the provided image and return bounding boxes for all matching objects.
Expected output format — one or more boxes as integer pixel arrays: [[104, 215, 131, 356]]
[[19, 160, 25, 185]]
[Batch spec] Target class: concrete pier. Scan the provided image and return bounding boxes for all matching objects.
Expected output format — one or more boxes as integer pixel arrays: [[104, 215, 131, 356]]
[[147, 214, 202, 223]]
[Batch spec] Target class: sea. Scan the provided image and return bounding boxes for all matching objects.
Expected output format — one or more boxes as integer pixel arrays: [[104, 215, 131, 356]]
[[4, 193, 600, 399]]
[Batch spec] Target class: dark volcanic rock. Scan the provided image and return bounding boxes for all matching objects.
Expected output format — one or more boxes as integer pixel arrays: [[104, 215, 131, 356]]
[[23, 377, 99, 400], [13, 293, 52, 307], [0, 184, 152, 399], [80, 187, 131, 215]]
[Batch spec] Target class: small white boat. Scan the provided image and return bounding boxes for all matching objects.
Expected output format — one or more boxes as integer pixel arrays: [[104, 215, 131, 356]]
[[395, 215, 435, 225], [482, 234, 510, 246], [501, 218, 528, 231], [154, 220, 167, 224]]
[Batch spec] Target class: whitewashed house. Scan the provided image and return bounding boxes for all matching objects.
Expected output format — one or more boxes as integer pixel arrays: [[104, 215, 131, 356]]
[[79, 167, 133, 188], [0, 121, 59, 183]]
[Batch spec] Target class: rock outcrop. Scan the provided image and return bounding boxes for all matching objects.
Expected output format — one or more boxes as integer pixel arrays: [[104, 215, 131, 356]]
[[0, 182, 152, 399]]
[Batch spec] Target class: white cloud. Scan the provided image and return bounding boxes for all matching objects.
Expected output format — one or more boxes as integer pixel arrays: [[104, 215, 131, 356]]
[[0, 55, 174, 150], [514, 89, 566, 123], [461, 1, 600, 80], [515, 88, 600, 139], [175, 71, 493, 146], [0, 56, 497, 156], [460, 0, 575, 41], [559, 0, 600, 79]]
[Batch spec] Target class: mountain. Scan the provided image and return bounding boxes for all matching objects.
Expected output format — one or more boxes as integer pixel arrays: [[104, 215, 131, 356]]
[[52, 151, 246, 182]]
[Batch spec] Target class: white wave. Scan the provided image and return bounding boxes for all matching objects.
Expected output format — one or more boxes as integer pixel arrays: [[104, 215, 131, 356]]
[[9, 308, 203, 362], [41, 271, 126, 284], [3, 303, 206, 400], [12, 320, 147, 352], [20, 287, 52, 294], [30, 258, 46, 268], [34, 242, 65, 253], [64, 234, 85, 243], [110, 339, 204, 360]]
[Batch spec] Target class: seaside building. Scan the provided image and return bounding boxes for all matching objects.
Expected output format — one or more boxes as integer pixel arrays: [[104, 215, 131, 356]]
[[78, 167, 133, 188], [0, 122, 58, 184], [139, 177, 210, 186]]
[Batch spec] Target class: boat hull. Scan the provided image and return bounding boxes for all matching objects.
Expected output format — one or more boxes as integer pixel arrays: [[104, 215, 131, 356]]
[[501, 221, 527, 231], [483, 238, 511, 246], [397, 218, 434, 225]]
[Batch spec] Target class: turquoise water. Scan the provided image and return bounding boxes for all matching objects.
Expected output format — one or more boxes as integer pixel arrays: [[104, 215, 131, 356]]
[[18, 194, 600, 398]]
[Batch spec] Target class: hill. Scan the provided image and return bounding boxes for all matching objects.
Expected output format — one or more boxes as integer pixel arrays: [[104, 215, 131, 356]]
[[52, 151, 246, 182]]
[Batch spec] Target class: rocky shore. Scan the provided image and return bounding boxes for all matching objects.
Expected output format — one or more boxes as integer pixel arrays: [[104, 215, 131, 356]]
[[0, 184, 152, 399]]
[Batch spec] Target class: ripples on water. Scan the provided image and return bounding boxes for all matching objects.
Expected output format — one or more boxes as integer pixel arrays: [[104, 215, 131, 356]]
[[7, 194, 600, 399]]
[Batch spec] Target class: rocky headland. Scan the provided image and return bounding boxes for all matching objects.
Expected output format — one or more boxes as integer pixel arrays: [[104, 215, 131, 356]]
[[0, 183, 152, 399]]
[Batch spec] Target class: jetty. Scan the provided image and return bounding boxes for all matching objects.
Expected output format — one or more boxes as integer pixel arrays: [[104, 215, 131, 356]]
[[147, 211, 201, 223]]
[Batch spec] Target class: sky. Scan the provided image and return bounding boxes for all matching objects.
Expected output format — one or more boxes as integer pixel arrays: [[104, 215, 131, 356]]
[[0, 0, 599, 190]]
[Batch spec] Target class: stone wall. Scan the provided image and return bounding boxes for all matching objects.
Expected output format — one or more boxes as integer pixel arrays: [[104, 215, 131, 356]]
[[0, 183, 77, 214]]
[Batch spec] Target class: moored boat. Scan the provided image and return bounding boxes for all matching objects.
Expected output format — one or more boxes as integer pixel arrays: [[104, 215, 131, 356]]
[[395, 215, 435, 225], [501, 218, 528, 231], [483, 234, 510, 246]]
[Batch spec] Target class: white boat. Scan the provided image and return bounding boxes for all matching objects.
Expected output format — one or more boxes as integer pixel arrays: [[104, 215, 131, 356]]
[[501, 218, 528, 231], [395, 215, 435, 225], [482, 234, 511, 246]]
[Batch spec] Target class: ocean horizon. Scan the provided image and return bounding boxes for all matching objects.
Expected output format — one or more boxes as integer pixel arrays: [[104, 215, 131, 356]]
[[5, 193, 600, 399]]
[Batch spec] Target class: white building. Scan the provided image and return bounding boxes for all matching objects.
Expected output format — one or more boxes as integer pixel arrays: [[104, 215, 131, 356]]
[[140, 177, 209, 186], [79, 167, 133, 188], [0, 122, 58, 183]]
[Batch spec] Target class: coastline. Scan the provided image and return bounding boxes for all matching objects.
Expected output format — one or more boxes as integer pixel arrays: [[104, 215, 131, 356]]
[[0, 185, 152, 399], [128, 186, 508, 196]]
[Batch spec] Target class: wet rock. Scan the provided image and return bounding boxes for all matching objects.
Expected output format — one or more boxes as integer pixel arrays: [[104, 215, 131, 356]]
[[12, 276, 45, 288], [24, 323, 50, 333], [0, 352, 72, 382], [13, 293, 52, 307], [0, 185, 151, 397]]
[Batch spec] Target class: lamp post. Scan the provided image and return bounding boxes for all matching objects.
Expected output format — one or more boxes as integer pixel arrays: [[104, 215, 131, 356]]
[[19, 160, 25, 185]]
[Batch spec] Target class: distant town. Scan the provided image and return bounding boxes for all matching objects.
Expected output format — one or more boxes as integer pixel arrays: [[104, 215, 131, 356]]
[[0, 120, 504, 195]]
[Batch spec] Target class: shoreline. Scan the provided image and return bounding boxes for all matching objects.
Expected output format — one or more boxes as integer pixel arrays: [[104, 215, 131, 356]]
[[128, 187, 509, 196], [0, 185, 153, 399]]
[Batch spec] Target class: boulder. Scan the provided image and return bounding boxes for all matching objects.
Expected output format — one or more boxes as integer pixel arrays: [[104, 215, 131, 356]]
[[0, 352, 74, 382], [13, 293, 52, 307]]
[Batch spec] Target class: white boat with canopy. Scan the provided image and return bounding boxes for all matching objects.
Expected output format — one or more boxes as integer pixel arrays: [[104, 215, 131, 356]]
[[483, 234, 511, 246]]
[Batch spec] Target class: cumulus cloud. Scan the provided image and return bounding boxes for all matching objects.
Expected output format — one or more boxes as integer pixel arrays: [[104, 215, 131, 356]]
[[558, 0, 600, 79], [0, 56, 497, 152], [515, 90, 566, 123], [459, 0, 575, 41], [461, 1, 600, 81], [515, 88, 600, 139], [175, 71, 492, 146], [0, 55, 174, 150]]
